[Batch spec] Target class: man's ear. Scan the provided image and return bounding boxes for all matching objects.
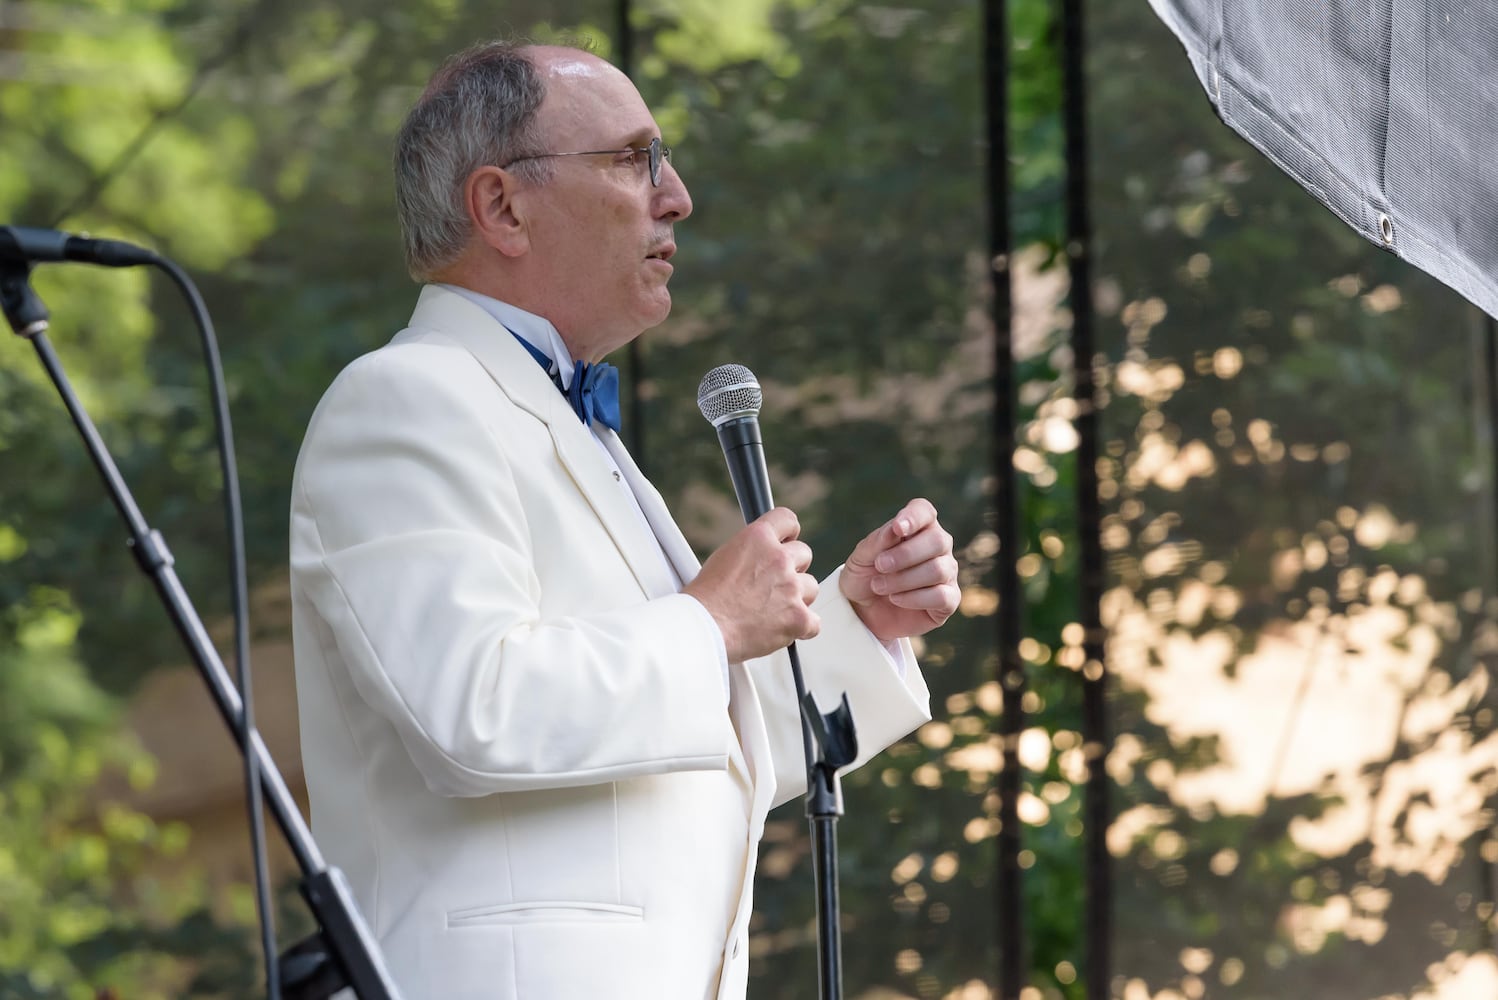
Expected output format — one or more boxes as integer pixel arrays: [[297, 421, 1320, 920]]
[[466, 165, 529, 258]]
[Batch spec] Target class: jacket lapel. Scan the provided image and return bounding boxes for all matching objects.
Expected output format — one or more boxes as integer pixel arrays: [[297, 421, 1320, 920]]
[[399, 285, 677, 601], [600, 432, 702, 586]]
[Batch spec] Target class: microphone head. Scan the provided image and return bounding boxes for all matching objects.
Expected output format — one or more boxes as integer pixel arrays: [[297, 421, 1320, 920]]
[[697, 364, 762, 427]]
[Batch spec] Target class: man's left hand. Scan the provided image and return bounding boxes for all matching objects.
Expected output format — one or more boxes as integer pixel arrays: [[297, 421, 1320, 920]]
[[840, 498, 960, 643]]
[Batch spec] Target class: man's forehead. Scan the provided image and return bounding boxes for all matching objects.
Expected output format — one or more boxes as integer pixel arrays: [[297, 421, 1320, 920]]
[[525, 45, 616, 85], [548, 56, 603, 78], [529, 47, 656, 142]]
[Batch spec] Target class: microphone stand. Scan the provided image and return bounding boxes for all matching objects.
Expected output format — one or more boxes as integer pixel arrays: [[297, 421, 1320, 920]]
[[0, 260, 403, 1000], [785, 645, 858, 1000]]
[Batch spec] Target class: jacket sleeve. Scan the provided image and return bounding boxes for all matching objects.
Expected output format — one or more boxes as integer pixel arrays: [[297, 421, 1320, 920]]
[[291, 347, 734, 797], [747, 567, 932, 809]]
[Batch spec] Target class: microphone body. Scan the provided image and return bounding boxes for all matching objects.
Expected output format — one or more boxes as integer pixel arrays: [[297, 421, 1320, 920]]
[[715, 415, 774, 522], [0, 226, 156, 267], [697, 363, 774, 523]]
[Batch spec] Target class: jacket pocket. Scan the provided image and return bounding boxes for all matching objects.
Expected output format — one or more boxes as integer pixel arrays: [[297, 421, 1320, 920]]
[[446, 900, 644, 927]]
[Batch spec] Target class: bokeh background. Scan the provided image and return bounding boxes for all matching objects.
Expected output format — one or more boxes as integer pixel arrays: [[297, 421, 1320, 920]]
[[3, 1, 1496, 997]]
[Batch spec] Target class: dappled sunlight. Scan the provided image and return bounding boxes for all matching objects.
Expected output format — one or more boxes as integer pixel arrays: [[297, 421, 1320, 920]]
[[1132, 435, 1216, 493], [1363, 726, 1498, 881], [1112, 949, 1498, 1000], [1283, 890, 1391, 952], [1108, 575, 1498, 885], [1410, 952, 1498, 998]]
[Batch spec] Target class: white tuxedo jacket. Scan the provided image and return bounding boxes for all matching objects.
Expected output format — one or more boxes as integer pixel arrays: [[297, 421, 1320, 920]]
[[289, 285, 931, 1000]]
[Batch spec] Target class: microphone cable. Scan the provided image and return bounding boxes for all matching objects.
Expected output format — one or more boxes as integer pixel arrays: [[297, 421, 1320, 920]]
[[150, 254, 281, 1000]]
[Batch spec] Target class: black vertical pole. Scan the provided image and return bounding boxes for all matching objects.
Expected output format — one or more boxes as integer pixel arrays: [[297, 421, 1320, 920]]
[[984, 1, 1026, 997], [1060, 0, 1110, 996], [617, 0, 645, 468]]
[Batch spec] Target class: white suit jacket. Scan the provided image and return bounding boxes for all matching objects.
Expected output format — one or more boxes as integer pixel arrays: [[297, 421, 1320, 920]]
[[289, 285, 931, 1000]]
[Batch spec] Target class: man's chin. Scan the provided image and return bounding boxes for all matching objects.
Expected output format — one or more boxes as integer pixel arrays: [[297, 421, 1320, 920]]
[[638, 294, 673, 331]]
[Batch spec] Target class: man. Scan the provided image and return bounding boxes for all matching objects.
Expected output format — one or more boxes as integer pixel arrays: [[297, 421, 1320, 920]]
[[289, 40, 959, 999]]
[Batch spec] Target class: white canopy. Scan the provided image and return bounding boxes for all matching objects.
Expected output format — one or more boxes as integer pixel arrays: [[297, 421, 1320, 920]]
[[1149, 0, 1498, 319]]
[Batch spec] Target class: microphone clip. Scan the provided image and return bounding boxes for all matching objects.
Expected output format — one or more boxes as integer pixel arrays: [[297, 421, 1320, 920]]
[[0, 259, 49, 339], [800, 691, 859, 771]]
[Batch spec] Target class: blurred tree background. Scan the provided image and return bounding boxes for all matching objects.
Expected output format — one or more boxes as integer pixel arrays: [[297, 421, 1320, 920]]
[[2, 0, 1495, 998]]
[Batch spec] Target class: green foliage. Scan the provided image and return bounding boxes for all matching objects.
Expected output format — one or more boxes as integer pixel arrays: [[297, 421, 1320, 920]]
[[1, 2, 286, 993], [0, 589, 255, 997]]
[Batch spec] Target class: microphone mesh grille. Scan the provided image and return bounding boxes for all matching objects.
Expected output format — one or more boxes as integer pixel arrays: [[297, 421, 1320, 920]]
[[697, 364, 762, 425]]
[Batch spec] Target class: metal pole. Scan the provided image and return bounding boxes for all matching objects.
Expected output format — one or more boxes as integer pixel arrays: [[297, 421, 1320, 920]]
[[983, 0, 1026, 996], [1059, 0, 1111, 995]]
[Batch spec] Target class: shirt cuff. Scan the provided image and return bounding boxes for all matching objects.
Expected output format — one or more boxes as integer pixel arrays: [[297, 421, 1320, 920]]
[[882, 636, 912, 680], [681, 592, 731, 704]]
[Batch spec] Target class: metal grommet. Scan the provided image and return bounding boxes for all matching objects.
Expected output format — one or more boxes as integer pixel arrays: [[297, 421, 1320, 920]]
[[1378, 213, 1395, 246]]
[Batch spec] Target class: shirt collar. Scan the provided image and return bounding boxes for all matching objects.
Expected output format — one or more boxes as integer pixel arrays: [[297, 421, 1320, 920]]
[[437, 284, 578, 389]]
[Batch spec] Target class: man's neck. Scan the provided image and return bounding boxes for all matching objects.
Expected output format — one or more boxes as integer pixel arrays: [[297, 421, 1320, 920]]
[[436, 283, 582, 386], [430, 268, 592, 356]]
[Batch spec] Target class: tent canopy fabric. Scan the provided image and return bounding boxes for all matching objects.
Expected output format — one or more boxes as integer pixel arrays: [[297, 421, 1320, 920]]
[[1148, 0, 1498, 320]]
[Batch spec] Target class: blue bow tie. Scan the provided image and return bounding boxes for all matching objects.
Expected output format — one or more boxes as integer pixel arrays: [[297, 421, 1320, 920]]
[[565, 359, 621, 433], [512, 332, 621, 433]]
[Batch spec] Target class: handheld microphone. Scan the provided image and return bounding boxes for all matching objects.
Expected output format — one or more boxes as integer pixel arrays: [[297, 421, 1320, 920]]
[[697, 364, 862, 779], [696, 363, 773, 522], [0, 226, 157, 268]]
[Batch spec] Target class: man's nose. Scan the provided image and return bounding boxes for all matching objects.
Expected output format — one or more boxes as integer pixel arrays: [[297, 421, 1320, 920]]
[[655, 159, 693, 221]]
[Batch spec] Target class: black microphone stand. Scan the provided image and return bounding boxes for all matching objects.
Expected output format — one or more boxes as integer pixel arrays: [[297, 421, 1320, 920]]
[[786, 646, 858, 1000], [0, 260, 403, 1000]]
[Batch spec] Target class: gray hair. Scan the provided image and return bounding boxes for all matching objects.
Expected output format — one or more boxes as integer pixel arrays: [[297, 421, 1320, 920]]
[[394, 42, 555, 281]]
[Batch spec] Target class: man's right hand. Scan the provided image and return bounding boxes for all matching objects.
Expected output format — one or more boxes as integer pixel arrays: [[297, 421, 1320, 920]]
[[683, 507, 821, 663]]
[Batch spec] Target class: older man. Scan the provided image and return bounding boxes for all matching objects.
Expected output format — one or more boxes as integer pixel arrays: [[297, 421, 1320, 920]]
[[289, 41, 959, 1000]]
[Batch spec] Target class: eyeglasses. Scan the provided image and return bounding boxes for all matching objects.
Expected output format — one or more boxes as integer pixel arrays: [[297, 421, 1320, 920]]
[[503, 136, 672, 187]]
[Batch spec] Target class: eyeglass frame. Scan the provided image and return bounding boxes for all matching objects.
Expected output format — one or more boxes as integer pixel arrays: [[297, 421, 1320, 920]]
[[501, 136, 672, 187]]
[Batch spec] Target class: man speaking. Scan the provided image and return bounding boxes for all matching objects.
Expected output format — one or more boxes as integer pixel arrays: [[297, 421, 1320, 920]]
[[288, 40, 960, 999]]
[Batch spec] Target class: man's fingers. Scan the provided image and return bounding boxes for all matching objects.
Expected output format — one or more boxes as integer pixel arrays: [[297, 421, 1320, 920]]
[[757, 506, 801, 541], [888, 582, 961, 613], [871, 555, 959, 596], [842, 499, 958, 638], [851, 498, 942, 568], [890, 498, 939, 539], [873, 523, 954, 574]]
